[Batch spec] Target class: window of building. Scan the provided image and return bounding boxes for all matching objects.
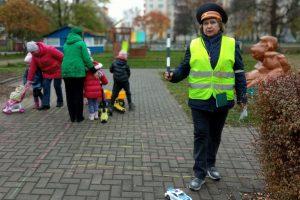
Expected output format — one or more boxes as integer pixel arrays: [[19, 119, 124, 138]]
[[84, 37, 94, 46], [44, 38, 60, 47], [94, 37, 103, 46]]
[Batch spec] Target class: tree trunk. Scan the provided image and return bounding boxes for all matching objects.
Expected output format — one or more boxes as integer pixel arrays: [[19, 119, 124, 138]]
[[57, 0, 63, 27], [270, 0, 278, 36]]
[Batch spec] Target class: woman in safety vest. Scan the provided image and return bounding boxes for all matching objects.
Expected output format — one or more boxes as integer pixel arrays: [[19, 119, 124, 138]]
[[164, 3, 247, 191]]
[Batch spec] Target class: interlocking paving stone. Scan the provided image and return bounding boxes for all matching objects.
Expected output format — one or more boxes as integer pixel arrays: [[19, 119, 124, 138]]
[[0, 69, 264, 199]]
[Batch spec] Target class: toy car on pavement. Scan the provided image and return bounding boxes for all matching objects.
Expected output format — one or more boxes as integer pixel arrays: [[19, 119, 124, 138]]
[[164, 187, 192, 200]]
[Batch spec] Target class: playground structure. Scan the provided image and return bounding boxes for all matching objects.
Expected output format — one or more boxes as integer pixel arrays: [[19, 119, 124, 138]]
[[109, 27, 147, 58]]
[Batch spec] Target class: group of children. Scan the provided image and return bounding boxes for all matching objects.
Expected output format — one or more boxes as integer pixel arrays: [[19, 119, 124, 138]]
[[19, 49, 134, 121]]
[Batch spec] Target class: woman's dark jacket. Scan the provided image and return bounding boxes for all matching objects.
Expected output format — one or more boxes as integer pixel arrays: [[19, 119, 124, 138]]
[[171, 32, 247, 112]]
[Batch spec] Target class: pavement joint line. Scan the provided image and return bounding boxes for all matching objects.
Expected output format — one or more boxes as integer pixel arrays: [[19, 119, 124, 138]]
[[76, 163, 152, 171], [87, 144, 107, 147], [118, 145, 133, 148], [37, 109, 57, 121], [112, 137, 127, 140], [8, 123, 70, 199], [75, 154, 142, 158], [173, 148, 193, 150], [75, 154, 108, 157], [87, 144, 147, 148], [66, 131, 100, 175], [78, 164, 114, 169], [84, 136, 98, 139], [141, 141, 144, 152], [79, 167, 261, 180]]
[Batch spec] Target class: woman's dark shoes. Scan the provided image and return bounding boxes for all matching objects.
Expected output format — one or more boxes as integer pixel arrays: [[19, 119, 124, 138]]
[[56, 102, 63, 107], [38, 105, 50, 110], [207, 167, 221, 181], [188, 178, 205, 191], [76, 117, 84, 123]]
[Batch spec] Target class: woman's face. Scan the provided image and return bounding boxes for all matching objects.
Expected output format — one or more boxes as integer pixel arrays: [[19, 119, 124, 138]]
[[31, 50, 39, 56], [202, 18, 220, 37]]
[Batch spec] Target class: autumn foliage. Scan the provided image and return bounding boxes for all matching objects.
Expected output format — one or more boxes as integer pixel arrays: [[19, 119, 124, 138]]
[[0, 0, 50, 40], [143, 11, 170, 39], [254, 71, 300, 199]]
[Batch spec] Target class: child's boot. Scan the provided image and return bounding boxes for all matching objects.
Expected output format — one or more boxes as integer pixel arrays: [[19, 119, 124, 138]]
[[34, 98, 40, 109], [108, 104, 113, 116], [89, 113, 95, 121], [100, 108, 109, 123], [94, 111, 99, 120], [129, 102, 135, 111]]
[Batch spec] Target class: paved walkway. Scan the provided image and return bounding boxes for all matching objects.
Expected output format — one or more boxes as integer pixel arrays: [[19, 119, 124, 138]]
[[0, 69, 264, 200]]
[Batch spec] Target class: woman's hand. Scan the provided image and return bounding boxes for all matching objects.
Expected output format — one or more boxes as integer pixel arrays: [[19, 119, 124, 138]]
[[240, 103, 247, 109], [25, 81, 33, 87], [164, 71, 173, 81]]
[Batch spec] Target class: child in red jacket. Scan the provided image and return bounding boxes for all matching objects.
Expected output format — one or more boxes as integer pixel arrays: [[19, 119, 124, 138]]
[[84, 58, 108, 121]]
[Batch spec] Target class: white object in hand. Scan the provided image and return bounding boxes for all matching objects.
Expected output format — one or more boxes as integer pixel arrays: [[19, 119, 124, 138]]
[[239, 106, 248, 120]]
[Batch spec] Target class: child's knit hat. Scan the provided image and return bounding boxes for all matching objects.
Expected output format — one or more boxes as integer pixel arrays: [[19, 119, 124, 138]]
[[26, 41, 38, 52]]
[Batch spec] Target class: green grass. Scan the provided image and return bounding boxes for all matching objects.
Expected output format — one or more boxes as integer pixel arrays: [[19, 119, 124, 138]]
[[0, 53, 25, 60], [0, 63, 26, 75], [285, 54, 300, 69], [93, 51, 185, 68]]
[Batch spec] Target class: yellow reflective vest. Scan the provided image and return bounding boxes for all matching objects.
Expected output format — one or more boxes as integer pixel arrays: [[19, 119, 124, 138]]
[[188, 35, 235, 100]]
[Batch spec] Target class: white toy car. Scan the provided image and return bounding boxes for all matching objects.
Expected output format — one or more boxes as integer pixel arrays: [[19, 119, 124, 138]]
[[164, 187, 192, 200]]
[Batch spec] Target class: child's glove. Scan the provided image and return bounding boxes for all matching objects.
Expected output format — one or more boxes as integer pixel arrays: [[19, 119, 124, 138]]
[[95, 63, 103, 70]]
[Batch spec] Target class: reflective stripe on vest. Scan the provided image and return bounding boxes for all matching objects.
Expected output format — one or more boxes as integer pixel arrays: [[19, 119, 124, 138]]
[[188, 35, 235, 100]]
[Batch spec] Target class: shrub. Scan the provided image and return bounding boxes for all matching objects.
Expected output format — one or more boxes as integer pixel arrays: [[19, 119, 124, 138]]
[[254, 71, 300, 199]]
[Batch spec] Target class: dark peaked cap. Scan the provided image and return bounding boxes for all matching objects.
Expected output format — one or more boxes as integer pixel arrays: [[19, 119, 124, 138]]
[[196, 3, 228, 24]]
